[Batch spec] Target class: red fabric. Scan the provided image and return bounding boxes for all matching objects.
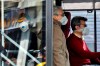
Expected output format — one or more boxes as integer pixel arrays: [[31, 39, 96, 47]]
[[66, 33, 100, 66], [61, 12, 71, 38]]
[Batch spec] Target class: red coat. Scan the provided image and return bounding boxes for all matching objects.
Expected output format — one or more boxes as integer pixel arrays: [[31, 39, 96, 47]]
[[66, 33, 100, 66]]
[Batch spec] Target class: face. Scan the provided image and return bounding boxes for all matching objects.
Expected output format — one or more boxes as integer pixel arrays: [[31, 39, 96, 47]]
[[53, 9, 64, 21], [75, 20, 87, 33], [80, 20, 87, 28]]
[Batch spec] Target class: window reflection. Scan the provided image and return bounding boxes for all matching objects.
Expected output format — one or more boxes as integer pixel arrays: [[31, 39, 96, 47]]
[[0, 1, 46, 66]]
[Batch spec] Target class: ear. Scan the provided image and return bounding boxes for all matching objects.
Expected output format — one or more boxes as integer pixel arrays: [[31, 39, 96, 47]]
[[75, 26, 80, 30]]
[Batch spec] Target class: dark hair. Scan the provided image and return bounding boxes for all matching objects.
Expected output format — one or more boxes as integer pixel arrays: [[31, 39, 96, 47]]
[[71, 16, 87, 31], [19, 13, 26, 18]]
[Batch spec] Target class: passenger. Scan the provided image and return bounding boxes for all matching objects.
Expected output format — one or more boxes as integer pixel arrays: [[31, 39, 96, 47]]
[[53, 6, 70, 66], [66, 16, 100, 66]]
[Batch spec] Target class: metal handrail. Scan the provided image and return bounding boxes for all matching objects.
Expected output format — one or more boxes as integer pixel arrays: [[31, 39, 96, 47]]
[[1, 53, 16, 66], [1, 32, 40, 64]]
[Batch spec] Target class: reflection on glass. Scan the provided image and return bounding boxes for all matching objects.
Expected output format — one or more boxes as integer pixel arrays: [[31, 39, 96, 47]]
[[0, 1, 46, 66]]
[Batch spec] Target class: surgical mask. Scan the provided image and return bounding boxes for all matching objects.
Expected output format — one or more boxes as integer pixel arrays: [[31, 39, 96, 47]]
[[60, 16, 68, 25], [81, 27, 89, 36], [19, 20, 29, 32]]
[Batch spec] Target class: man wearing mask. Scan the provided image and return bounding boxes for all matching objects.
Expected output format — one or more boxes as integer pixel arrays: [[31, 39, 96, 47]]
[[53, 6, 70, 66], [66, 16, 100, 66]]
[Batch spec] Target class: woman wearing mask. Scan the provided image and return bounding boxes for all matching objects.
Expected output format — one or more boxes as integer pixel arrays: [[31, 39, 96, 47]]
[[66, 16, 100, 66]]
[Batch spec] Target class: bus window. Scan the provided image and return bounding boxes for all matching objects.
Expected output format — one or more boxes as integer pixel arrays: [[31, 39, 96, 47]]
[[0, 1, 46, 66]]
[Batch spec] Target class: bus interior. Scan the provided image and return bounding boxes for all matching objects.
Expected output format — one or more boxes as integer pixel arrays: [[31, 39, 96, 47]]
[[0, 0, 100, 66]]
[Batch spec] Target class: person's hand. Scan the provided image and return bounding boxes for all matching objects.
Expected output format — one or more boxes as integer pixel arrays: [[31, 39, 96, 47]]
[[91, 58, 100, 65]]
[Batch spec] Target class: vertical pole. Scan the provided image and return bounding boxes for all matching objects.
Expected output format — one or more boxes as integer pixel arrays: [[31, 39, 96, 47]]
[[1, 0, 4, 66], [1, 0, 5, 48], [46, 0, 53, 66], [93, 0, 97, 52], [94, 10, 97, 52]]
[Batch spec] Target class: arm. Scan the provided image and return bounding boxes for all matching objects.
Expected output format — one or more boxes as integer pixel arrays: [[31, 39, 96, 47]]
[[68, 38, 100, 59], [87, 47, 100, 64], [91, 58, 100, 64], [61, 12, 71, 38]]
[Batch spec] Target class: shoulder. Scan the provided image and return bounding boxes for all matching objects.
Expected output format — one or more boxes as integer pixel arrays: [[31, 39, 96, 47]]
[[66, 33, 79, 43]]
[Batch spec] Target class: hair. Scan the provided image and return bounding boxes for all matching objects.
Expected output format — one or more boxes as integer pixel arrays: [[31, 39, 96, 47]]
[[71, 16, 87, 31], [53, 6, 62, 16], [19, 13, 26, 18]]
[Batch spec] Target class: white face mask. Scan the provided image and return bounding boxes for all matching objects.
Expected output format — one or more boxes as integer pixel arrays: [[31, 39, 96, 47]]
[[19, 20, 29, 32], [60, 16, 68, 25], [79, 27, 89, 36]]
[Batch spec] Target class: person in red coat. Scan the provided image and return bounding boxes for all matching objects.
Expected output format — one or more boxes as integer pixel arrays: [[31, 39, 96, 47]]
[[66, 16, 100, 66]]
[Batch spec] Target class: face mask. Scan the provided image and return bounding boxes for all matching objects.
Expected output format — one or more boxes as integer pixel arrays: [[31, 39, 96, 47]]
[[82, 27, 89, 35], [19, 20, 29, 32], [60, 16, 68, 25]]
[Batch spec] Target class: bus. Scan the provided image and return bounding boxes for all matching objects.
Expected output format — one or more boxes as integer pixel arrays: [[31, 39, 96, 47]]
[[0, 0, 100, 66]]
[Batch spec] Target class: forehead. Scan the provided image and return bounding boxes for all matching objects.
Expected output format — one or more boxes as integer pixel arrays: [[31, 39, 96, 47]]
[[58, 9, 63, 14]]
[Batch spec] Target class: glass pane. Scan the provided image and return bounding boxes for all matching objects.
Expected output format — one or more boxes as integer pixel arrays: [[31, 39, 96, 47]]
[[96, 10, 100, 52], [0, 0, 46, 66]]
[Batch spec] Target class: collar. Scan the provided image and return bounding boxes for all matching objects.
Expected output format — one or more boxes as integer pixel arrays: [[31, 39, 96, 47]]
[[72, 33, 82, 39], [53, 19, 61, 26]]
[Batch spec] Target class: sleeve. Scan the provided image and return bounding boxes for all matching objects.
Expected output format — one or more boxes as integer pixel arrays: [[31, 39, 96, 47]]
[[90, 58, 100, 64], [69, 38, 100, 59], [61, 12, 71, 38], [53, 26, 66, 66]]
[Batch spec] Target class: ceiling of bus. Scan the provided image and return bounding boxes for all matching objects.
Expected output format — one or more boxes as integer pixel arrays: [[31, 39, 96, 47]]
[[63, 0, 100, 10]]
